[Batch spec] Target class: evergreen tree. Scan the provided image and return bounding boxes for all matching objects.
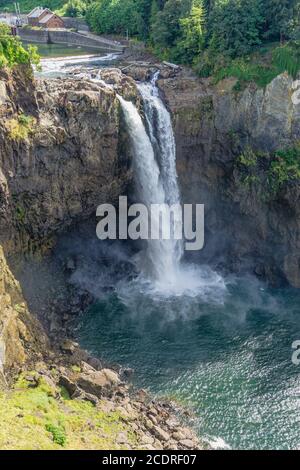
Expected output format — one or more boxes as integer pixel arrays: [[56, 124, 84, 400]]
[[289, 1, 300, 39], [263, 0, 296, 42], [86, 0, 142, 37], [176, 0, 205, 63], [209, 0, 263, 57], [151, 0, 192, 48], [136, 0, 153, 39]]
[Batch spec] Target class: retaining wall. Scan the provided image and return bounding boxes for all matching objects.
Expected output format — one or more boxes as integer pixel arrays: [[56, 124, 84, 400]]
[[18, 28, 124, 52]]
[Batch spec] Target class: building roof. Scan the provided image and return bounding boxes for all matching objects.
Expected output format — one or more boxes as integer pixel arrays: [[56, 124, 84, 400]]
[[38, 13, 55, 24], [27, 7, 47, 18]]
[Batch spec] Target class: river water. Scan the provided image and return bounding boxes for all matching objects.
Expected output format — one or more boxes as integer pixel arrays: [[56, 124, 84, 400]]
[[35, 51, 300, 450]]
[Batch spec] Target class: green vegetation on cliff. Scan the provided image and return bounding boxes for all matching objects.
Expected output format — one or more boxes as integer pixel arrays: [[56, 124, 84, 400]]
[[6, 114, 36, 141], [0, 372, 136, 450], [237, 143, 300, 196], [0, 24, 39, 68], [209, 41, 300, 89]]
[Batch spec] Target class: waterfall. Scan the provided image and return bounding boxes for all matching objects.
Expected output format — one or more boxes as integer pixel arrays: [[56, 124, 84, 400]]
[[137, 72, 184, 266], [118, 73, 183, 286], [118, 74, 226, 298]]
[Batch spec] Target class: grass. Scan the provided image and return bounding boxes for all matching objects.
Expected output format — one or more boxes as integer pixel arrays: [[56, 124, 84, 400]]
[[0, 372, 137, 450], [195, 41, 300, 90], [212, 59, 280, 89]]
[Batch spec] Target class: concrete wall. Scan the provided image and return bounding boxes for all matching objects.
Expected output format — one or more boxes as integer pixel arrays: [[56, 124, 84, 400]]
[[48, 30, 123, 51], [18, 28, 49, 43], [18, 28, 124, 52]]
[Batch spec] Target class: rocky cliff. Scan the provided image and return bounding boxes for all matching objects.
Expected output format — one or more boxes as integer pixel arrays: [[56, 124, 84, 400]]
[[0, 65, 135, 371], [0, 66, 132, 256], [0, 245, 48, 378], [159, 72, 300, 288], [0, 66, 206, 451], [1, 63, 300, 375]]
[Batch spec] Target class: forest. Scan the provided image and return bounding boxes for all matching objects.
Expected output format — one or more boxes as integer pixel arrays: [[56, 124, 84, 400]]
[[85, 0, 300, 82], [0, 0, 300, 81]]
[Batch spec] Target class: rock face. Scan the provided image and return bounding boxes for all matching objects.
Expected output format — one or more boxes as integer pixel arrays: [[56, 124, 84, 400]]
[[0, 245, 48, 376], [0, 67, 132, 255], [0, 65, 134, 370], [159, 72, 300, 287]]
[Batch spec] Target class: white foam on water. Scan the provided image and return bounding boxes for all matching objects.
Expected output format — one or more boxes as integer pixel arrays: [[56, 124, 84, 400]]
[[37, 52, 120, 76]]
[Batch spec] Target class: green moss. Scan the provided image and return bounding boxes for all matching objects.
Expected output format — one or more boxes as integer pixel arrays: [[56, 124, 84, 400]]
[[199, 96, 214, 118]]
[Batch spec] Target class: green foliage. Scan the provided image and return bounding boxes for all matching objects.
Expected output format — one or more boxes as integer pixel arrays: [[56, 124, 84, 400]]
[[268, 144, 300, 193], [150, 0, 191, 48], [272, 41, 300, 78], [86, 0, 143, 37], [56, 0, 89, 17], [213, 58, 280, 88], [238, 147, 259, 167], [6, 114, 36, 141], [208, 0, 263, 58], [262, 0, 297, 42], [195, 38, 300, 89], [15, 204, 26, 223], [174, 0, 205, 64], [0, 370, 138, 450], [45, 423, 67, 447], [0, 0, 65, 13], [236, 144, 300, 196], [289, 1, 300, 40], [0, 24, 40, 69]]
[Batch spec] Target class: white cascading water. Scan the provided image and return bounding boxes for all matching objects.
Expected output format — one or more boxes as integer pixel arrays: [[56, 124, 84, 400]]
[[119, 73, 226, 298], [137, 72, 184, 265], [118, 94, 182, 284]]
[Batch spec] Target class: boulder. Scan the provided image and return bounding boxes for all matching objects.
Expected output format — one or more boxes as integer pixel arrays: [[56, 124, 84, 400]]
[[60, 340, 79, 354], [179, 439, 196, 449], [152, 426, 170, 442], [58, 374, 78, 396], [77, 368, 121, 398]]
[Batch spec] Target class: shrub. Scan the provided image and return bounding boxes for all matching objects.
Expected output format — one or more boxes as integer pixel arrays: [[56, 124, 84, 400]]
[[0, 24, 40, 69], [6, 114, 36, 141], [45, 423, 67, 447], [268, 144, 300, 192]]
